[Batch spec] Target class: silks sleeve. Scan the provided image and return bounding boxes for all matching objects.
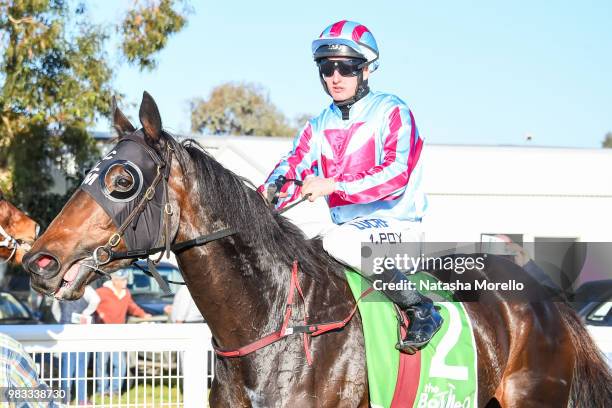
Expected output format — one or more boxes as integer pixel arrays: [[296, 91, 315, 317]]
[[257, 123, 319, 209]]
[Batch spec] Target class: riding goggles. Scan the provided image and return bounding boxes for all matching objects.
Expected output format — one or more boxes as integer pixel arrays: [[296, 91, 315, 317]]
[[317, 58, 367, 77]]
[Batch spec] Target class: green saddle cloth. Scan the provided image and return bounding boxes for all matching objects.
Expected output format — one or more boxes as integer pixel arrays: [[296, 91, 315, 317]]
[[345, 270, 479, 408]]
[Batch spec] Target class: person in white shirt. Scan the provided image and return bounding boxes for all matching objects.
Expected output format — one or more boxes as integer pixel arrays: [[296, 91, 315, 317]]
[[52, 285, 100, 404], [168, 285, 203, 323]]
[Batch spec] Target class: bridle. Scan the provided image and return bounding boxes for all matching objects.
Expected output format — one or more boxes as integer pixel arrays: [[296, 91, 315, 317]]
[[0, 194, 23, 264], [80, 132, 236, 293], [78, 131, 369, 363], [0, 223, 18, 264], [90, 136, 175, 268]]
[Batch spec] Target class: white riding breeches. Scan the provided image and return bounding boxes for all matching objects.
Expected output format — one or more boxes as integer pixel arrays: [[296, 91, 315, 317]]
[[297, 216, 423, 273]]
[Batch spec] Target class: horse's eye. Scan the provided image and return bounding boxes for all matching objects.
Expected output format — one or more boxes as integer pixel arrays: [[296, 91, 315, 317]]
[[115, 177, 132, 189]]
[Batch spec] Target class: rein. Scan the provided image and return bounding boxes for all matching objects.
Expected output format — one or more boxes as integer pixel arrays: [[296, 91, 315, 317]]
[[84, 137, 304, 293], [268, 175, 311, 215], [83, 135, 366, 364], [97, 169, 307, 289]]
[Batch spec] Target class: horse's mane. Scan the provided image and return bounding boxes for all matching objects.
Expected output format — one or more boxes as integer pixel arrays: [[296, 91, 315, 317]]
[[166, 135, 343, 280]]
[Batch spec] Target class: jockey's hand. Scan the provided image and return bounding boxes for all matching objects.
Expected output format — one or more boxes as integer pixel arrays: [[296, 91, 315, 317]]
[[301, 176, 336, 202], [506, 243, 531, 267], [265, 184, 287, 205]]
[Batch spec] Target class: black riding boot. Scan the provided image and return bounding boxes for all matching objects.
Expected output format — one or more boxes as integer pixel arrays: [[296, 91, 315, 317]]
[[378, 268, 444, 354]]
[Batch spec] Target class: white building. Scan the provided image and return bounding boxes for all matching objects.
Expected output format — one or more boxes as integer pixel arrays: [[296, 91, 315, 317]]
[[190, 136, 612, 243], [187, 136, 612, 286]]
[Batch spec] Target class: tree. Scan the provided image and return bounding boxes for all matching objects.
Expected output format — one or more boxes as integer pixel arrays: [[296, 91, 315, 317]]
[[293, 113, 313, 132], [602, 132, 612, 148], [0, 0, 190, 225], [190, 82, 296, 137]]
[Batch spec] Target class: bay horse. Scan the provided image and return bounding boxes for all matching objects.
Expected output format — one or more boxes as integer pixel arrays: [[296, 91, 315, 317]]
[[24, 92, 612, 407], [0, 188, 39, 264]]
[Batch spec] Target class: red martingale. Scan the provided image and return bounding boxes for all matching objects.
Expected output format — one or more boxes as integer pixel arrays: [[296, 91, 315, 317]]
[[213, 260, 373, 365]]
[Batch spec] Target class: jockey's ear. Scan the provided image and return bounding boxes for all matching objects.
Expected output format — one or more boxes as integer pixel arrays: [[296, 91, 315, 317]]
[[139, 91, 163, 148], [112, 95, 135, 138]]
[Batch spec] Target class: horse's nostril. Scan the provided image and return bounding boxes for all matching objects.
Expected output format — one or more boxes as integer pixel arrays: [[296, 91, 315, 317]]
[[37, 255, 53, 268], [27, 253, 61, 277]]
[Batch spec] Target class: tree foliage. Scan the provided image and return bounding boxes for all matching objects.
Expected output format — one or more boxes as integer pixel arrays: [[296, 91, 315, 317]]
[[191, 82, 297, 137], [602, 132, 612, 148], [0, 0, 190, 225], [120, 0, 190, 70]]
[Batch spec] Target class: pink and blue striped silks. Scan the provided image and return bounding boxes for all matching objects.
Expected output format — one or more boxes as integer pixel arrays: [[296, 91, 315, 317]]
[[258, 90, 428, 224]]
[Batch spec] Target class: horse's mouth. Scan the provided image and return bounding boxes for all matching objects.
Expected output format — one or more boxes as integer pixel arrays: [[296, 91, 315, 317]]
[[54, 258, 93, 299]]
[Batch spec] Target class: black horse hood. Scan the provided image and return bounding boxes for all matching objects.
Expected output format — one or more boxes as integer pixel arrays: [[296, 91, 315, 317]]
[[80, 133, 165, 251]]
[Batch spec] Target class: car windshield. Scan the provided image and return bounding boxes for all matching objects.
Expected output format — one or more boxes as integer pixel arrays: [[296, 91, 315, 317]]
[[0, 293, 30, 320], [126, 265, 182, 296], [587, 300, 612, 325]]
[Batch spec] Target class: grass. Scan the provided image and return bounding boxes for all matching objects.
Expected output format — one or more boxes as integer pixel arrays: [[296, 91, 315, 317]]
[[89, 381, 183, 407]]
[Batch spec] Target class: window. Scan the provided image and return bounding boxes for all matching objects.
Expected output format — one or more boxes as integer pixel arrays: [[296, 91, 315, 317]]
[[480, 233, 523, 255], [587, 300, 612, 327]]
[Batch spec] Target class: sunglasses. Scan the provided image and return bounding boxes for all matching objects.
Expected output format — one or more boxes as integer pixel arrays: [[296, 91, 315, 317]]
[[318, 59, 366, 77]]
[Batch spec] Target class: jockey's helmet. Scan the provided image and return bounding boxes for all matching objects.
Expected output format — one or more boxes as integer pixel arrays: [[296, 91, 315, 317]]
[[312, 20, 380, 73]]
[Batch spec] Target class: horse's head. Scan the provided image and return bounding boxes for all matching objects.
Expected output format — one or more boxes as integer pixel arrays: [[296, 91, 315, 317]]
[[0, 190, 39, 264], [24, 92, 182, 299]]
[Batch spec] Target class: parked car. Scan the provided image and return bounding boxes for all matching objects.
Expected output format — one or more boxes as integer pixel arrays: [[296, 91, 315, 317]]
[[0, 291, 40, 324], [571, 280, 612, 368]]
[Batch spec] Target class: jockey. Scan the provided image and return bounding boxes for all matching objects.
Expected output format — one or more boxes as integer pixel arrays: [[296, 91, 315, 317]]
[[258, 20, 443, 353]]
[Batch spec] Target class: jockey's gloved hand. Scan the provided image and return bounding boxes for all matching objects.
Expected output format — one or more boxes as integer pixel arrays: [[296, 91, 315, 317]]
[[266, 184, 278, 206], [265, 179, 289, 207]]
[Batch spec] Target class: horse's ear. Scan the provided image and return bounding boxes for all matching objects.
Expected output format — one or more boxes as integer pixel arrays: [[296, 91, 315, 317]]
[[112, 96, 135, 137], [139, 91, 162, 146]]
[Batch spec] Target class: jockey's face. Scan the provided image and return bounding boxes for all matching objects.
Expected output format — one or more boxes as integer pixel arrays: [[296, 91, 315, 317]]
[[322, 57, 369, 102]]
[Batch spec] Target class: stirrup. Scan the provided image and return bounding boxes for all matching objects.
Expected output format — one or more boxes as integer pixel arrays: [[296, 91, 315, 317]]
[[393, 305, 418, 355], [394, 304, 443, 355], [395, 322, 443, 355]]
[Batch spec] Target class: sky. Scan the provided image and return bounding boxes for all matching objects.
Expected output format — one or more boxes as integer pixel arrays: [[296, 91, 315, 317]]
[[91, 0, 612, 148]]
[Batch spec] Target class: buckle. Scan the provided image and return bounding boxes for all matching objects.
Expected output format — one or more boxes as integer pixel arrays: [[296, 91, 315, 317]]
[[93, 246, 112, 266], [107, 233, 122, 247]]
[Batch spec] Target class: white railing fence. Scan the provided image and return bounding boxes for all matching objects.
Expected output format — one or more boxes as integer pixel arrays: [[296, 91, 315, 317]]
[[3, 324, 213, 407]]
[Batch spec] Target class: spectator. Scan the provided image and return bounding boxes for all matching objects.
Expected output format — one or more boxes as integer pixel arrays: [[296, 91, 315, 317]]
[[94, 270, 151, 396], [495, 235, 564, 297], [52, 285, 99, 405], [166, 285, 204, 323]]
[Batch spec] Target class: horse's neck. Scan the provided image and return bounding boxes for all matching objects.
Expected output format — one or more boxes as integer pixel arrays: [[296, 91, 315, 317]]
[[171, 183, 352, 355], [175, 233, 292, 350]]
